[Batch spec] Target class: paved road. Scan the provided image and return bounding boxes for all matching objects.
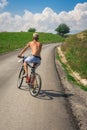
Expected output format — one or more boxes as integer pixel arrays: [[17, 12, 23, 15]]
[[0, 43, 77, 130]]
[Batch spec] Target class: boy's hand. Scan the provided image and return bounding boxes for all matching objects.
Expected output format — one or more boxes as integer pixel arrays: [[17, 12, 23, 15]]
[[18, 55, 24, 58], [18, 55, 22, 58]]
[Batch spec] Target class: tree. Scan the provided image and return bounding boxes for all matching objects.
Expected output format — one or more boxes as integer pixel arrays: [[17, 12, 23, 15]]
[[55, 23, 70, 37], [28, 28, 36, 32]]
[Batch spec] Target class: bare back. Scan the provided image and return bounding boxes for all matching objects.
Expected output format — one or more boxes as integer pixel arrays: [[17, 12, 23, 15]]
[[29, 40, 42, 57]]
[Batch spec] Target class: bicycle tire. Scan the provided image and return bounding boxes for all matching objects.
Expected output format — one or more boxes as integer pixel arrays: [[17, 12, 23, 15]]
[[29, 73, 42, 97], [17, 66, 25, 88]]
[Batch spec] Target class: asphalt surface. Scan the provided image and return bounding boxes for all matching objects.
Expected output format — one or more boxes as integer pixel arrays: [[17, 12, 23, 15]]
[[0, 43, 77, 130]]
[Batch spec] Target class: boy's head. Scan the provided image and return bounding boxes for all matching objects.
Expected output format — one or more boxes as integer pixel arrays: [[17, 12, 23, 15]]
[[33, 33, 39, 41]]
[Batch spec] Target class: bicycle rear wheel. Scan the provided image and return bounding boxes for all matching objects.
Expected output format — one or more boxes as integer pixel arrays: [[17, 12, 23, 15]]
[[29, 73, 42, 97], [17, 66, 25, 88]]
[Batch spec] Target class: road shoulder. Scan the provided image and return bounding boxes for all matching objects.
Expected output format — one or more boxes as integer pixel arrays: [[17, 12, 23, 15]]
[[55, 47, 87, 130]]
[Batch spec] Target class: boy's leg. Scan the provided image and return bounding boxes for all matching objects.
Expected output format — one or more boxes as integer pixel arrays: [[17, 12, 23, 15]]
[[23, 62, 28, 76], [23, 62, 30, 83]]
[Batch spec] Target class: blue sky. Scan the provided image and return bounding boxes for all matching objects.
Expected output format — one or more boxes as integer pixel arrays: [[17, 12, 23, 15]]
[[0, 0, 87, 33], [2, 0, 87, 14]]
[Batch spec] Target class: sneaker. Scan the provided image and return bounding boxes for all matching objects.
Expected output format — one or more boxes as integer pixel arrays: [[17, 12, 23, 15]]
[[26, 76, 30, 83]]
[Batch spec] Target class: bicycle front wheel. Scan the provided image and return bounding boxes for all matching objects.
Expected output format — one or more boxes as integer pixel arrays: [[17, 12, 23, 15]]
[[29, 73, 42, 97], [17, 66, 25, 88]]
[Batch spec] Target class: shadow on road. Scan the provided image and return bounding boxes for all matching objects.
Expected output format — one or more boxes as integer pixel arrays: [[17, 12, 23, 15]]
[[37, 89, 73, 100], [18, 86, 73, 100]]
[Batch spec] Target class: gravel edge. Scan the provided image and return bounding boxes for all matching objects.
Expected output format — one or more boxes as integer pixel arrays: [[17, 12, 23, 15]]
[[55, 47, 87, 130]]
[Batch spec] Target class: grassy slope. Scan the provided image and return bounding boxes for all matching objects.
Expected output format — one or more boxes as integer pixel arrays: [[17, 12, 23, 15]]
[[61, 30, 87, 79], [0, 32, 64, 54]]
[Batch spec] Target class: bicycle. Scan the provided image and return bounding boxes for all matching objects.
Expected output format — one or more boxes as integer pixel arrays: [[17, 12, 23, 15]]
[[17, 56, 42, 97]]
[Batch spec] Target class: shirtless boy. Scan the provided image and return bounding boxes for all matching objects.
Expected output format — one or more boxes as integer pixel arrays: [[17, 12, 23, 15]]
[[18, 33, 42, 82]]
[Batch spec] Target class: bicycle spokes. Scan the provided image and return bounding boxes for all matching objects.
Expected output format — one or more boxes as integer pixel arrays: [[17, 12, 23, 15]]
[[29, 73, 41, 97]]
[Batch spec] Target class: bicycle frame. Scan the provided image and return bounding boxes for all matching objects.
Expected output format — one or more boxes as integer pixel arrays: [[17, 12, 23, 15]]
[[17, 56, 42, 97]]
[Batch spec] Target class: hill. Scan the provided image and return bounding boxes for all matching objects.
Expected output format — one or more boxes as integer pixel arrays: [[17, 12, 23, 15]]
[[60, 30, 87, 87], [0, 32, 64, 54]]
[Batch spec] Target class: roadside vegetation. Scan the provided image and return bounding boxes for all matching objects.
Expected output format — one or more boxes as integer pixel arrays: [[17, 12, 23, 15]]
[[56, 53, 87, 91], [56, 30, 87, 90], [0, 32, 64, 54]]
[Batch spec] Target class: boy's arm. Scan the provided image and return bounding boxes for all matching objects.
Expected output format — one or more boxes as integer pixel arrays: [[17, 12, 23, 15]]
[[18, 43, 30, 57]]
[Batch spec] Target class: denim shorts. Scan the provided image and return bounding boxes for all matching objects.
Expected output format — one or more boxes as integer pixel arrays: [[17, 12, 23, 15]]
[[25, 55, 41, 64]]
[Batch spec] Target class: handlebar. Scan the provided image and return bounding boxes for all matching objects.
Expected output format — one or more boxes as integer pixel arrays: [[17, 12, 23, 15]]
[[17, 55, 26, 63], [18, 55, 24, 58]]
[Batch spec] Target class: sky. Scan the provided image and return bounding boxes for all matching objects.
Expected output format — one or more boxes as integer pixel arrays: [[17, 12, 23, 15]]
[[0, 0, 87, 33]]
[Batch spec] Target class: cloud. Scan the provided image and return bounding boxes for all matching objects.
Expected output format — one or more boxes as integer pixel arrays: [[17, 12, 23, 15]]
[[0, 0, 8, 9], [0, 2, 87, 33]]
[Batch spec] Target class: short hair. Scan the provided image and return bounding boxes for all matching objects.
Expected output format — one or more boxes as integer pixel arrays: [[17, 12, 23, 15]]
[[33, 33, 39, 40]]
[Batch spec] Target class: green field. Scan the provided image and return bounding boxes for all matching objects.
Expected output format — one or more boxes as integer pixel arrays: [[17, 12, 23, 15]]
[[0, 32, 64, 54], [61, 30, 87, 80]]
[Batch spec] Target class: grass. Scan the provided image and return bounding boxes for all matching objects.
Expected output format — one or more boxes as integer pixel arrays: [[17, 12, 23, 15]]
[[56, 51, 87, 91], [61, 30, 87, 79], [56, 30, 87, 90], [0, 32, 65, 54], [56, 53, 76, 82]]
